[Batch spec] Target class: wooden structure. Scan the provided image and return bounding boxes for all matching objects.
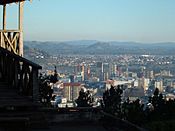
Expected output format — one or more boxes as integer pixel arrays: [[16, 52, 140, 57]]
[[0, 0, 32, 56], [0, 1, 44, 130], [0, 46, 42, 104], [0, 0, 41, 105]]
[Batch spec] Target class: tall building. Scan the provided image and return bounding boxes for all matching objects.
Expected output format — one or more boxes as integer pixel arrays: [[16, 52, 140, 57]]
[[109, 63, 117, 78], [63, 83, 71, 101], [86, 65, 91, 80], [172, 80, 175, 88], [103, 72, 109, 81], [138, 78, 144, 88], [155, 80, 163, 92], [96, 62, 104, 81], [81, 64, 85, 81], [145, 70, 154, 79], [138, 78, 150, 91], [63, 83, 82, 101], [103, 63, 110, 81], [143, 78, 150, 91]]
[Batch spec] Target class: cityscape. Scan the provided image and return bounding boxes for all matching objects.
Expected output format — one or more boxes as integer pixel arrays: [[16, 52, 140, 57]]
[[25, 42, 175, 108], [1, 0, 175, 130]]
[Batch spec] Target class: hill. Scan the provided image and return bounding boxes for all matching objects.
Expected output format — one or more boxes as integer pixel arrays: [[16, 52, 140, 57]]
[[24, 41, 175, 55]]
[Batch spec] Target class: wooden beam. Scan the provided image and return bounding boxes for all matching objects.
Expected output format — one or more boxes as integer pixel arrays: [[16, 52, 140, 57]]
[[3, 33, 16, 53], [3, 4, 6, 30], [0, 30, 20, 33], [0, 0, 27, 5], [19, 2, 24, 31], [19, 2, 24, 56]]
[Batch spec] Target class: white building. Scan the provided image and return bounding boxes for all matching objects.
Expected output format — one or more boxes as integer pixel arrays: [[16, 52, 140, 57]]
[[155, 80, 163, 92]]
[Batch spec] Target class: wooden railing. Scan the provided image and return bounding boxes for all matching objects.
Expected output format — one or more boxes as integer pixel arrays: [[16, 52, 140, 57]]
[[0, 47, 42, 102], [0, 30, 20, 55]]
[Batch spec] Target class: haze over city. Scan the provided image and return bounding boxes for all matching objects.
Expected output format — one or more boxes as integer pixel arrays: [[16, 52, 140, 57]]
[[1, 0, 175, 42], [2, 0, 175, 130]]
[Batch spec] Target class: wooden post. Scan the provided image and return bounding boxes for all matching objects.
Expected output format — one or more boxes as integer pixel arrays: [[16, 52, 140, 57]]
[[32, 68, 39, 102], [19, 2, 24, 56], [14, 60, 19, 89], [1, 5, 6, 48], [0, 32, 2, 47], [3, 4, 6, 30]]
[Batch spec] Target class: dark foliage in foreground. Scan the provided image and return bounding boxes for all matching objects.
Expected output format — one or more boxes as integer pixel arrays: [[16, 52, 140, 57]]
[[76, 89, 94, 107], [103, 86, 175, 128], [103, 85, 123, 116], [39, 67, 58, 106]]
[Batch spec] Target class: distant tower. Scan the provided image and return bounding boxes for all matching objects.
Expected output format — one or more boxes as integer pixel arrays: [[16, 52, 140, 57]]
[[81, 64, 85, 81], [103, 72, 109, 81], [145, 70, 154, 79], [110, 64, 117, 77], [96, 62, 104, 81], [155, 80, 163, 92], [116, 65, 121, 76], [125, 64, 129, 78], [87, 65, 91, 80]]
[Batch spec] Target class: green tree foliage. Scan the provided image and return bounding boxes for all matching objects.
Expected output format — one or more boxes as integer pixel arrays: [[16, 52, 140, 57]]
[[103, 86, 175, 129], [50, 66, 58, 83], [76, 89, 94, 107], [103, 85, 123, 116], [39, 70, 58, 106], [122, 99, 145, 125], [39, 75, 52, 106]]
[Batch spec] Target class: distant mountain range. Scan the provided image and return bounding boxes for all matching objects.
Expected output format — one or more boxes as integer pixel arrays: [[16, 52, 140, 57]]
[[24, 40, 175, 55]]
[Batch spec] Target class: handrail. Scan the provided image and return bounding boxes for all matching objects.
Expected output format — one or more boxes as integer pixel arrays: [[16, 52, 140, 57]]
[[0, 46, 41, 102]]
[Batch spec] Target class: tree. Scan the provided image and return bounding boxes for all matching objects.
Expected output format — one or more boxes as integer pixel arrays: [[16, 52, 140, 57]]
[[152, 88, 159, 109], [103, 85, 123, 116], [39, 66, 58, 106], [39, 74, 53, 106], [125, 99, 145, 125], [76, 89, 93, 107], [147, 88, 166, 121], [50, 66, 58, 83]]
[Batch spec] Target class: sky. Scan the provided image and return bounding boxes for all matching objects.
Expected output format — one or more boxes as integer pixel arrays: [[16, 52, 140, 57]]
[[1, 0, 175, 42]]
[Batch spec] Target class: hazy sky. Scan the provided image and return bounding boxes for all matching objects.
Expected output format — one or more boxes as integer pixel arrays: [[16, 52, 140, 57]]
[[1, 0, 175, 42]]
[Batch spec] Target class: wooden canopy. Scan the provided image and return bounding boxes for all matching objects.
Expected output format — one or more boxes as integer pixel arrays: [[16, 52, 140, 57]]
[[0, 0, 30, 5]]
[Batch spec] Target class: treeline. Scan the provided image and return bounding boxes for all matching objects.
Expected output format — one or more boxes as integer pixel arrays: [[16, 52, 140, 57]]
[[102, 85, 175, 130], [38, 72, 175, 130], [76, 85, 175, 130]]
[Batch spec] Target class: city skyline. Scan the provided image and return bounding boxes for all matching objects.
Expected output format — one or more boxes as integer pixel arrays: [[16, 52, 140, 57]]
[[1, 1, 175, 130], [1, 0, 175, 42]]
